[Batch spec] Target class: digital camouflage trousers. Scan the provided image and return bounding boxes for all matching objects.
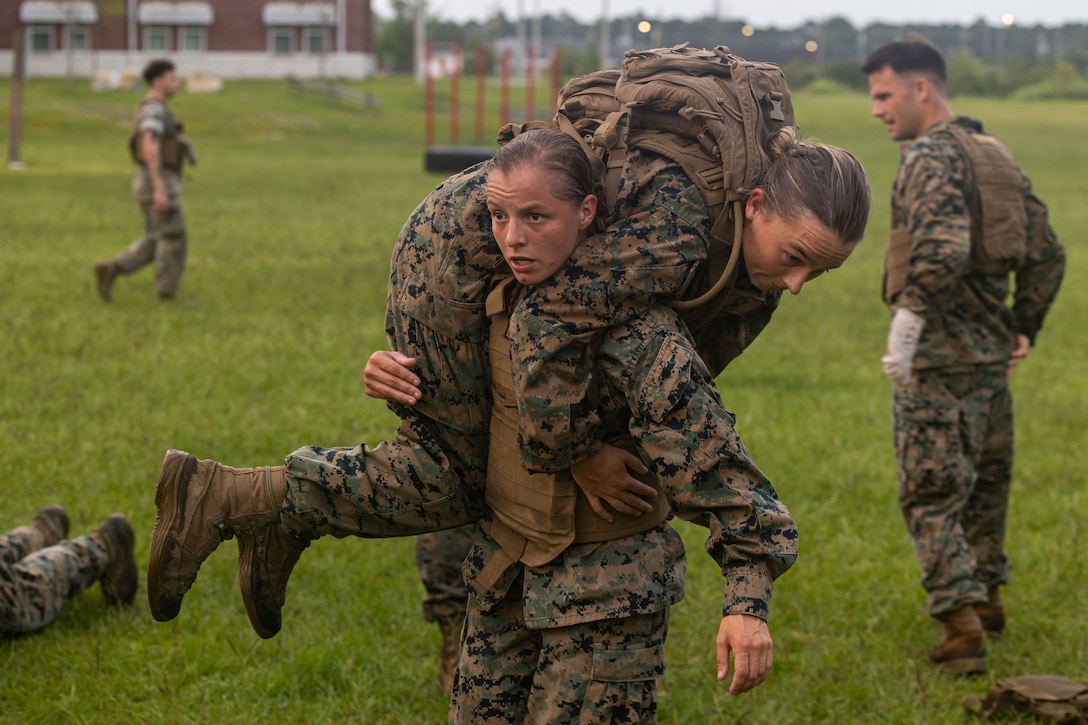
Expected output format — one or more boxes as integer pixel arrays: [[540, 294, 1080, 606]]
[[894, 366, 1013, 617], [116, 171, 188, 297], [0, 527, 106, 636], [450, 569, 668, 724]]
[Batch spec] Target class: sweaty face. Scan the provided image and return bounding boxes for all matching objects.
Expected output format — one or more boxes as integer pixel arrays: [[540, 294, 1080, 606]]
[[741, 188, 854, 295], [868, 66, 924, 142], [487, 165, 597, 286]]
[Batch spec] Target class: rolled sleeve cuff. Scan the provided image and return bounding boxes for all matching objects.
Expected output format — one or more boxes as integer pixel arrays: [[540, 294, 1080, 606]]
[[722, 563, 774, 621], [896, 286, 929, 317]]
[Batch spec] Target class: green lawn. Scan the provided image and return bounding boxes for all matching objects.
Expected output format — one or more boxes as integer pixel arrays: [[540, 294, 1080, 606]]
[[1, 76, 1085, 724]]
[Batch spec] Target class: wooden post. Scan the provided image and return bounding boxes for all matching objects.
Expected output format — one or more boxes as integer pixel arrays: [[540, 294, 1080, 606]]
[[549, 46, 560, 119], [474, 43, 486, 143], [450, 42, 460, 144], [8, 26, 27, 170], [424, 42, 434, 146], [500, 47, 510, 127], [525, 43, 535, 122]]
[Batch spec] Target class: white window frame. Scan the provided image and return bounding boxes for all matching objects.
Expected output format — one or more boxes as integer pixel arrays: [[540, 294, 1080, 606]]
[[144, 24, 172, 52], [269, 26, 294, 55], [303, 25, 327, 55], [66, 23, 92, 52], [28, 24, 55, 53], [179, 24, 206, 53]]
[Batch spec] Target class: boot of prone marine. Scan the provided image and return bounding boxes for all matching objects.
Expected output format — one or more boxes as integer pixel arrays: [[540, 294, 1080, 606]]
[[3, 505, 70, 562], [91, 514, 138, 606]]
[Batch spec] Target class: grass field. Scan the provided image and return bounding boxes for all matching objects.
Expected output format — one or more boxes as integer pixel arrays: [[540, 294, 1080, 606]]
[[0, 75, 1085, 724]]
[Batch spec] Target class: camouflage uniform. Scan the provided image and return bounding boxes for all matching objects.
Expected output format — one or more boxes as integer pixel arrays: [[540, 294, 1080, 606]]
[[416, 528, 474, 624], [275, 149, 789, 710], [450, 298, 796, 723], [0, 524, 108, 637], [110, 98, 189, 298], [278, 147, 773, 538], [279, 165, 498, 541], [887, 116, 1065, 617]]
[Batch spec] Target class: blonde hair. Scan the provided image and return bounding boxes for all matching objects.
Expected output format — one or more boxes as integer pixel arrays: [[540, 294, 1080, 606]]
[[759, 127, 871, 245]]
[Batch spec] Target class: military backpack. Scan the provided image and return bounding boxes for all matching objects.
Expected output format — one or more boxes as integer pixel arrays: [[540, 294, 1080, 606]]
[[499, 43, 797, 325], [965, 674, 1088, 724]]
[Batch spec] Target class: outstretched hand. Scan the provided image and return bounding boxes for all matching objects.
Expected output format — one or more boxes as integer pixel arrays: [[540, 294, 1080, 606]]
[[570, 444, 657, 522], [363, 350, 421, 405], [716, 614, 773, 695]]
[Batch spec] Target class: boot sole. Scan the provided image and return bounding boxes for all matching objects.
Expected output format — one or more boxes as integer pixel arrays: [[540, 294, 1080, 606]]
[[147, 450, 200, 622]]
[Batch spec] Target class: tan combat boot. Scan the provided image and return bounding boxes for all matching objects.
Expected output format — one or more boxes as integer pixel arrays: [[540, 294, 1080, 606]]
[[94, 261, 118, 302], [975, 588, 1005, 638], [237, 524, 310, 639], [928, 605, 987, 674], [147, 449, 288, 623], [26, 504, 70, 548], [92, 514, 139, 606], [437, 611, 466, 693]]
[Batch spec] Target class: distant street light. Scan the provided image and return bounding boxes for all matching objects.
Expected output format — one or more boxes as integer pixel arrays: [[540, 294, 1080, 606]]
[[638, 20, 652, 34], [742, 24, 755, 37], [805, 40, 818, 52], [1002, 13, 1015, 26]]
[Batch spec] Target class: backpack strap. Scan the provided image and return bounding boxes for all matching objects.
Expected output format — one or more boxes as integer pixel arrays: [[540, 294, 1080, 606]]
[[666, 198, 744, 332]]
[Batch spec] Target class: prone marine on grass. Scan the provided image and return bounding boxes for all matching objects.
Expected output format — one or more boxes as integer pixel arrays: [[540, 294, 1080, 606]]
[[1, 506, 137, 638], [146, 54, 871, 717], [862, 35, 1065, 675]]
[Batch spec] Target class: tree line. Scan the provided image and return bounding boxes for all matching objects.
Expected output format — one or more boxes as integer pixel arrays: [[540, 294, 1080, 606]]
[[375, 2, 1088, 98]]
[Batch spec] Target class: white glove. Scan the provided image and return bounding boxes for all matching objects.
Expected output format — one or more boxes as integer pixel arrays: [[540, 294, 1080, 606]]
[[882, 308, 925, 386]]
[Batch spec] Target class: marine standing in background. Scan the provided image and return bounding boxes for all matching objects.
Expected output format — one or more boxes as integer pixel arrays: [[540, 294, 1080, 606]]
[[95, 58, 196, 302], [862, 35, 1065, 674]]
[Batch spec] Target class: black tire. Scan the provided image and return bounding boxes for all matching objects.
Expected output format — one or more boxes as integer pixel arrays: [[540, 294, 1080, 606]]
[[424, 146, 495, 173]]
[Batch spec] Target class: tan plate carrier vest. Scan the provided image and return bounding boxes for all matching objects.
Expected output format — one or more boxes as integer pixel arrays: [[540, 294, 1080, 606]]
[[884, 124, 1028, 307], [128, 99, 186, 172], [484, 277, 671, 569]]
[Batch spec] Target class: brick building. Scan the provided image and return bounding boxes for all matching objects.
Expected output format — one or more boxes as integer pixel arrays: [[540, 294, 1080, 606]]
[[0, 1, 375, 79]]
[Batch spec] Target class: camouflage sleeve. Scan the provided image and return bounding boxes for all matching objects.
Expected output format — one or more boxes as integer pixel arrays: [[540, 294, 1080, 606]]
[[895, 139, 973, 316], [597, 304, 798, 620], [1012, 187, 1065, 344], [384, 164, 502, 436], [509, 158, 711, 472], [137, 100, 167, 138]]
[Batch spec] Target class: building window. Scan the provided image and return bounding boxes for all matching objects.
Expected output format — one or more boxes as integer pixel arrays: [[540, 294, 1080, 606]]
[[144, 25, 171, 52], [29, 25, 54, 53], [269, 27, 294, 55], [67, 25, 92, 52], [304, 26, 328, 55], [179, 25, 206, 53]]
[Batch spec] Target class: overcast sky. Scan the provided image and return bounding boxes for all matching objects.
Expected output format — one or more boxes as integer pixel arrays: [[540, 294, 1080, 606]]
[[374, 0, 1086, 29]]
